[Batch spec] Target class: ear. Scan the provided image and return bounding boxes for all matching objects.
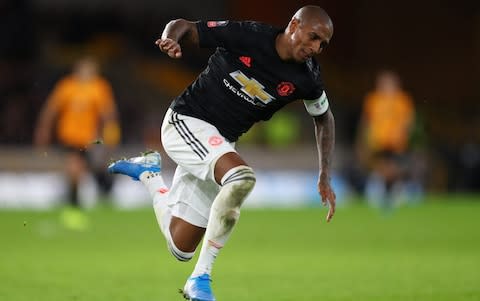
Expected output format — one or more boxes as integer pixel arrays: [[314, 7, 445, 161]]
[[287, 17, 299, 34]]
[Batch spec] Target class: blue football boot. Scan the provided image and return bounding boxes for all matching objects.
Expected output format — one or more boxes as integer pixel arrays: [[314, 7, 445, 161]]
[[107, 151, 161, 181], [181, 274, 216, 301]]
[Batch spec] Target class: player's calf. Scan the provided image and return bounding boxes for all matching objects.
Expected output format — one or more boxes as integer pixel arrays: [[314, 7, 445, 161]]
[[215, 165, 256, 231], [190, 166, 255, 278]]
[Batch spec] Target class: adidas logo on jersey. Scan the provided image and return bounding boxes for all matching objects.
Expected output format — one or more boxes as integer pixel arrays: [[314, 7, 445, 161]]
[[239, 56, 252, 67]]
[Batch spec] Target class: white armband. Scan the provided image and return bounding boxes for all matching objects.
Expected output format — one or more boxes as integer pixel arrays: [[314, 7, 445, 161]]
[[303, 91, 329, 116]]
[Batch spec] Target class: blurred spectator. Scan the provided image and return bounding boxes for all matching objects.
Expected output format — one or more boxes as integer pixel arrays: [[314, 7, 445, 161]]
[[34, 57, 120, 229], [356, 70, 419, 210]]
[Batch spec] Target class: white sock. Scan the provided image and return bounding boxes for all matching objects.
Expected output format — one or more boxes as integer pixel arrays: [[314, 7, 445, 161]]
[[140, 171, 171, 238], [191, 166, 255, 277]]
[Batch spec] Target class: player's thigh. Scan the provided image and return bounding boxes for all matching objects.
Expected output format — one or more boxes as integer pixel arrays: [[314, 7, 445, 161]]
[[169, 215, 205, 252], [161, 108, 237, 182]]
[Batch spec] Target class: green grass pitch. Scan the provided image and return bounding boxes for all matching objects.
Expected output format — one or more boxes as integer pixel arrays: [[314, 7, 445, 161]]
[[1, 196, 479, 301]]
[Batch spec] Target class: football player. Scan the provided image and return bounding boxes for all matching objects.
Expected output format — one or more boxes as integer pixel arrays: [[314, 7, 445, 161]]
[[109, 5, 336, 300]]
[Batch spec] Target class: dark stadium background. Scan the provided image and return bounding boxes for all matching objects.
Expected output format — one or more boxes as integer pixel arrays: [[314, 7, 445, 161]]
[[1, 2, 480, 301], [1, 0, 479, 193]]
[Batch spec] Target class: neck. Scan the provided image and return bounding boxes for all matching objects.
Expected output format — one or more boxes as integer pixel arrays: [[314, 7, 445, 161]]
[[275, 33, 291, 61]]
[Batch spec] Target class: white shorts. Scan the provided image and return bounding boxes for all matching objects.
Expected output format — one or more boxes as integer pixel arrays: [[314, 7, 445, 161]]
[[161, 108, 236, 228]]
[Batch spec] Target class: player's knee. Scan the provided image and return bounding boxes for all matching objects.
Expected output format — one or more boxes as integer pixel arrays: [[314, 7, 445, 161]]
[[222, 165, 256, 205]]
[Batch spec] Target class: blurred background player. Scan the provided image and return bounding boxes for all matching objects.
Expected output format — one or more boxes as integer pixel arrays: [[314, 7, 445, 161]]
[[356, 70, 416, 211], [34, 56, 121, 230]]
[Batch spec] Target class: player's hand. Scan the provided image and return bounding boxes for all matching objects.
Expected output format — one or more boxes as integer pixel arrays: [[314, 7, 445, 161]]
[[155, 38, 182, 59], [318, 172, 336, 222]]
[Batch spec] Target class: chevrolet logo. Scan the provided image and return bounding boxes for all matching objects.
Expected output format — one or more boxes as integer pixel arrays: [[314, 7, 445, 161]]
[[229, 71, 275, 104]]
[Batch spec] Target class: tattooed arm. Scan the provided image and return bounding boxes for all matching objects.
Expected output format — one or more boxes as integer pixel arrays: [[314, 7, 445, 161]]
[[313, 108, 336, 222]]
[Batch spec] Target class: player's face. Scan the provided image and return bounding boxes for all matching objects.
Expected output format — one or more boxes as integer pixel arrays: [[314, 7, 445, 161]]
[[74, 59, 98, 81], [289, 18, 332, 62]]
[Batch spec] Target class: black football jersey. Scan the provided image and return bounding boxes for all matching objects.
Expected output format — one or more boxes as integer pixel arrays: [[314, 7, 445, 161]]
[[170, 20, 325, 142]]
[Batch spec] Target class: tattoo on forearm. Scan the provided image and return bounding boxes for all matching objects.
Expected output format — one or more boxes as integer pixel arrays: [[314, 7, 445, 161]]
[[315, 111, 335, 173]]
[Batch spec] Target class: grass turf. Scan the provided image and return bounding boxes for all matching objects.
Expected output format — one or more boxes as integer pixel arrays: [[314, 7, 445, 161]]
[[1, 196, 479, 301]]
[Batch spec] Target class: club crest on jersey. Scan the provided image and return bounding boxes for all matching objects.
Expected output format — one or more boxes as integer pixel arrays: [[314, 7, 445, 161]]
[[277, 81, 295, 96], [207, 20, 229, 27], [228, 70, 275, 105]]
